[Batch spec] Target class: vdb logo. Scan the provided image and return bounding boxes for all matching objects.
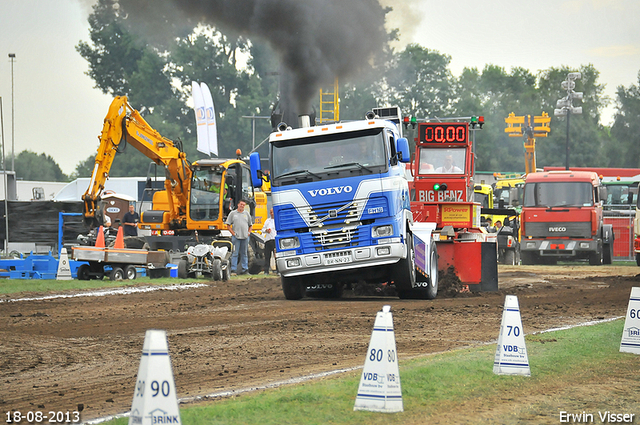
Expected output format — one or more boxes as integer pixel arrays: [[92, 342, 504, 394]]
[[548, 226, 567, 232], [308, 186, 353, 197], [502, 344, 523, 353], [627, 327, 640, 338]]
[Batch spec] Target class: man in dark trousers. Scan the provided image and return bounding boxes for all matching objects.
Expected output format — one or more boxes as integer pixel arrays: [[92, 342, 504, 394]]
[[226, 199, 253, 275], [123, 203, 140, 236]]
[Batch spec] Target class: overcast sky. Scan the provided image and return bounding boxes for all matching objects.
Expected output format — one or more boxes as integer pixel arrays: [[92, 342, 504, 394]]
[[0, 0, 638, 175]]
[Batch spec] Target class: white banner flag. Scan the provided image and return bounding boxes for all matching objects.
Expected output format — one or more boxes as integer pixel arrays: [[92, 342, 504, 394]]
[[200, 82, 218, 156], [191, 81, 209, 155]]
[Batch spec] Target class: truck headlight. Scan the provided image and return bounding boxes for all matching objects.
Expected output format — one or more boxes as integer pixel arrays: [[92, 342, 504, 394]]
[[373, 225, 393, 238], [279, 237, 300, 250]]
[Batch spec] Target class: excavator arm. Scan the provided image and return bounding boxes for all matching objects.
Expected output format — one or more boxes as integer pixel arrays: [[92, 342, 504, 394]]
[[82, 96, 192, 228]]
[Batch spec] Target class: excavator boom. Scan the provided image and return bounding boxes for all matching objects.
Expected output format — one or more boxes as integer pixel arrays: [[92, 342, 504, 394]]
[[82, 96, 191, 228]]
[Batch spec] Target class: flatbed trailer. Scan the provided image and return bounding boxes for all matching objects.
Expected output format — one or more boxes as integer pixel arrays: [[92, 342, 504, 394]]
[[72, 246, 170, 280]]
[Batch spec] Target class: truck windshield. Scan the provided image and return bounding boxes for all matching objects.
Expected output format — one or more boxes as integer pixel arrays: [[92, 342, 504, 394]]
[[418, 147, 465, 174], [271, 128, 387, 184], [524, 182, 594, 208], [474, 191, 490, 208], [190, 168, 224, 221]]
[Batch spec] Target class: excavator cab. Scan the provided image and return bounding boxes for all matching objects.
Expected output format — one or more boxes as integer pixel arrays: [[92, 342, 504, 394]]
[[190, 166, 225, 222]]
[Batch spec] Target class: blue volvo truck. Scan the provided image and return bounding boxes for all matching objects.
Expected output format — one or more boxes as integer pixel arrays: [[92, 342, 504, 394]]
[[250, 108, 439, 300]]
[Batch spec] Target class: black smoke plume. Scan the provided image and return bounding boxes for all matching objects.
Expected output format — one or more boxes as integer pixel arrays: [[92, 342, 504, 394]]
[[118, 0, 389, 118]]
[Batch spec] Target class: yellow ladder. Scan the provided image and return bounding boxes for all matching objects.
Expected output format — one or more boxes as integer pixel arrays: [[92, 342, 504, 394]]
[[319, 77, 339, 123]]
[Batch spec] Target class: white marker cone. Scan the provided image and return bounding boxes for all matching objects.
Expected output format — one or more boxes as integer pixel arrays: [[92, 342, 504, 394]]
[[56, 248, 72, 280], [129, 330, 181, 425], [620, 287, 640, 354], [493, 295, 531, 376], [354, 305, 403, 413]]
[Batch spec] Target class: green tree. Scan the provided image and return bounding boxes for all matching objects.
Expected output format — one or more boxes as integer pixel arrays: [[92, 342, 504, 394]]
[[385, 44, 454, 118], [609, 71, 640, 167], [537, 65, 609, 169], [15, 151, 69, 182], [452, 65, 540, 172]]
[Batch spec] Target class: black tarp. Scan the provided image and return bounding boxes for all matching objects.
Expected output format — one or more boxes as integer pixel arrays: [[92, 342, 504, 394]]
[[0, 201, 88, 252]]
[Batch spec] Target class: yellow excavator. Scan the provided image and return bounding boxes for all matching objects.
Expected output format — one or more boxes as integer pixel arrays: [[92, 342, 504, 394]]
[[82, 96, 268, 274]]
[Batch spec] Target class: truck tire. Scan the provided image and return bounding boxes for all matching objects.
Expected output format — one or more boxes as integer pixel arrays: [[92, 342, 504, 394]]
[[393, 232, 417, 297], [603, 242, 613, 265], [589, 249, 603, 265], [124, 265, 137, 280], [520, 251, 536, 265], [398, 241, 438, 300], [636, 254, 640, 267], [281, 275, 305, 300], [212, 259, 223, 281]]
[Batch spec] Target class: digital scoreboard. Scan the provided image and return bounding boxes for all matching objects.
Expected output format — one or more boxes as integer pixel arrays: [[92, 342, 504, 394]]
[[418, 122, 468, 144]]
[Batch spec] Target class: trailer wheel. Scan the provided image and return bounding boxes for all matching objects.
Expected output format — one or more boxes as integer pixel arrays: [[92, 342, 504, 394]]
[[282, 275, 305, 300], [212, 259, 223, 281], [124, 265, 137, 280], [77, 264, 91, 281], [110, 266, 124, 281]]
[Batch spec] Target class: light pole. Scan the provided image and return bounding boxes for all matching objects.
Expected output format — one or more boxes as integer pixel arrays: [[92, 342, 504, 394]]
[[554, 72, 583, 170], [241, 114, 270, 151], [8, 53, 15, 172]]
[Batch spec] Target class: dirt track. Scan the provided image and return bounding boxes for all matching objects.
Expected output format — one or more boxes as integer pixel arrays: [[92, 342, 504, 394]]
[[1, 265, 639, 422]]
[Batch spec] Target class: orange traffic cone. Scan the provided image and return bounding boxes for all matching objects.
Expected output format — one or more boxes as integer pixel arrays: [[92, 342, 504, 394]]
[[113, 226, 125, 249], [95, 226, 105, 248]]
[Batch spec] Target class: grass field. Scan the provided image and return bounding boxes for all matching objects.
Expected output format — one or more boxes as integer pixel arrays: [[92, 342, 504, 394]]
[[97, 319, 640, 425]]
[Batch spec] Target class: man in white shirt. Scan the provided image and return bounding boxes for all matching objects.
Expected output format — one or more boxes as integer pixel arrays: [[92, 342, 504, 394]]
[[435, 154, 463, 173], [261, 208, 277, 274]]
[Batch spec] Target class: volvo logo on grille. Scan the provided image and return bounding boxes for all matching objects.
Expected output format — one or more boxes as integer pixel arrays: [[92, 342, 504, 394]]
[[308, 186, 353, 197], [548, 226, 567, 232]]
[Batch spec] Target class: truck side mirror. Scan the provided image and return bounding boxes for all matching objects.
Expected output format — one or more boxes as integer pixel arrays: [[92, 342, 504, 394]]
[[395, 137, 411, 163], [249, 152, 264, 189]]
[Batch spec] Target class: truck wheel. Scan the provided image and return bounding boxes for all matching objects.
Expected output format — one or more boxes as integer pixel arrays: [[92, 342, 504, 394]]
[[603, 243, 613, 265], [520, 251, 536, 265], [110, 267, 124, 281], [504, 250, 516, 266], [282, 275, 305, 300], [212, 259, 223, 281], [399, 242, 438, 300], [393, 232, 418, 298], [177, 260, 188, 279], [77, 264, 90, 281], [636, 254, 640, 267], [124, 265, 137, 280], [589, 248, 603, 266]]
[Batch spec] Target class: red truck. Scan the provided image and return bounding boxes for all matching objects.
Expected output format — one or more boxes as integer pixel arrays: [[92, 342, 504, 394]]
[[520, 170, 614, 265]]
